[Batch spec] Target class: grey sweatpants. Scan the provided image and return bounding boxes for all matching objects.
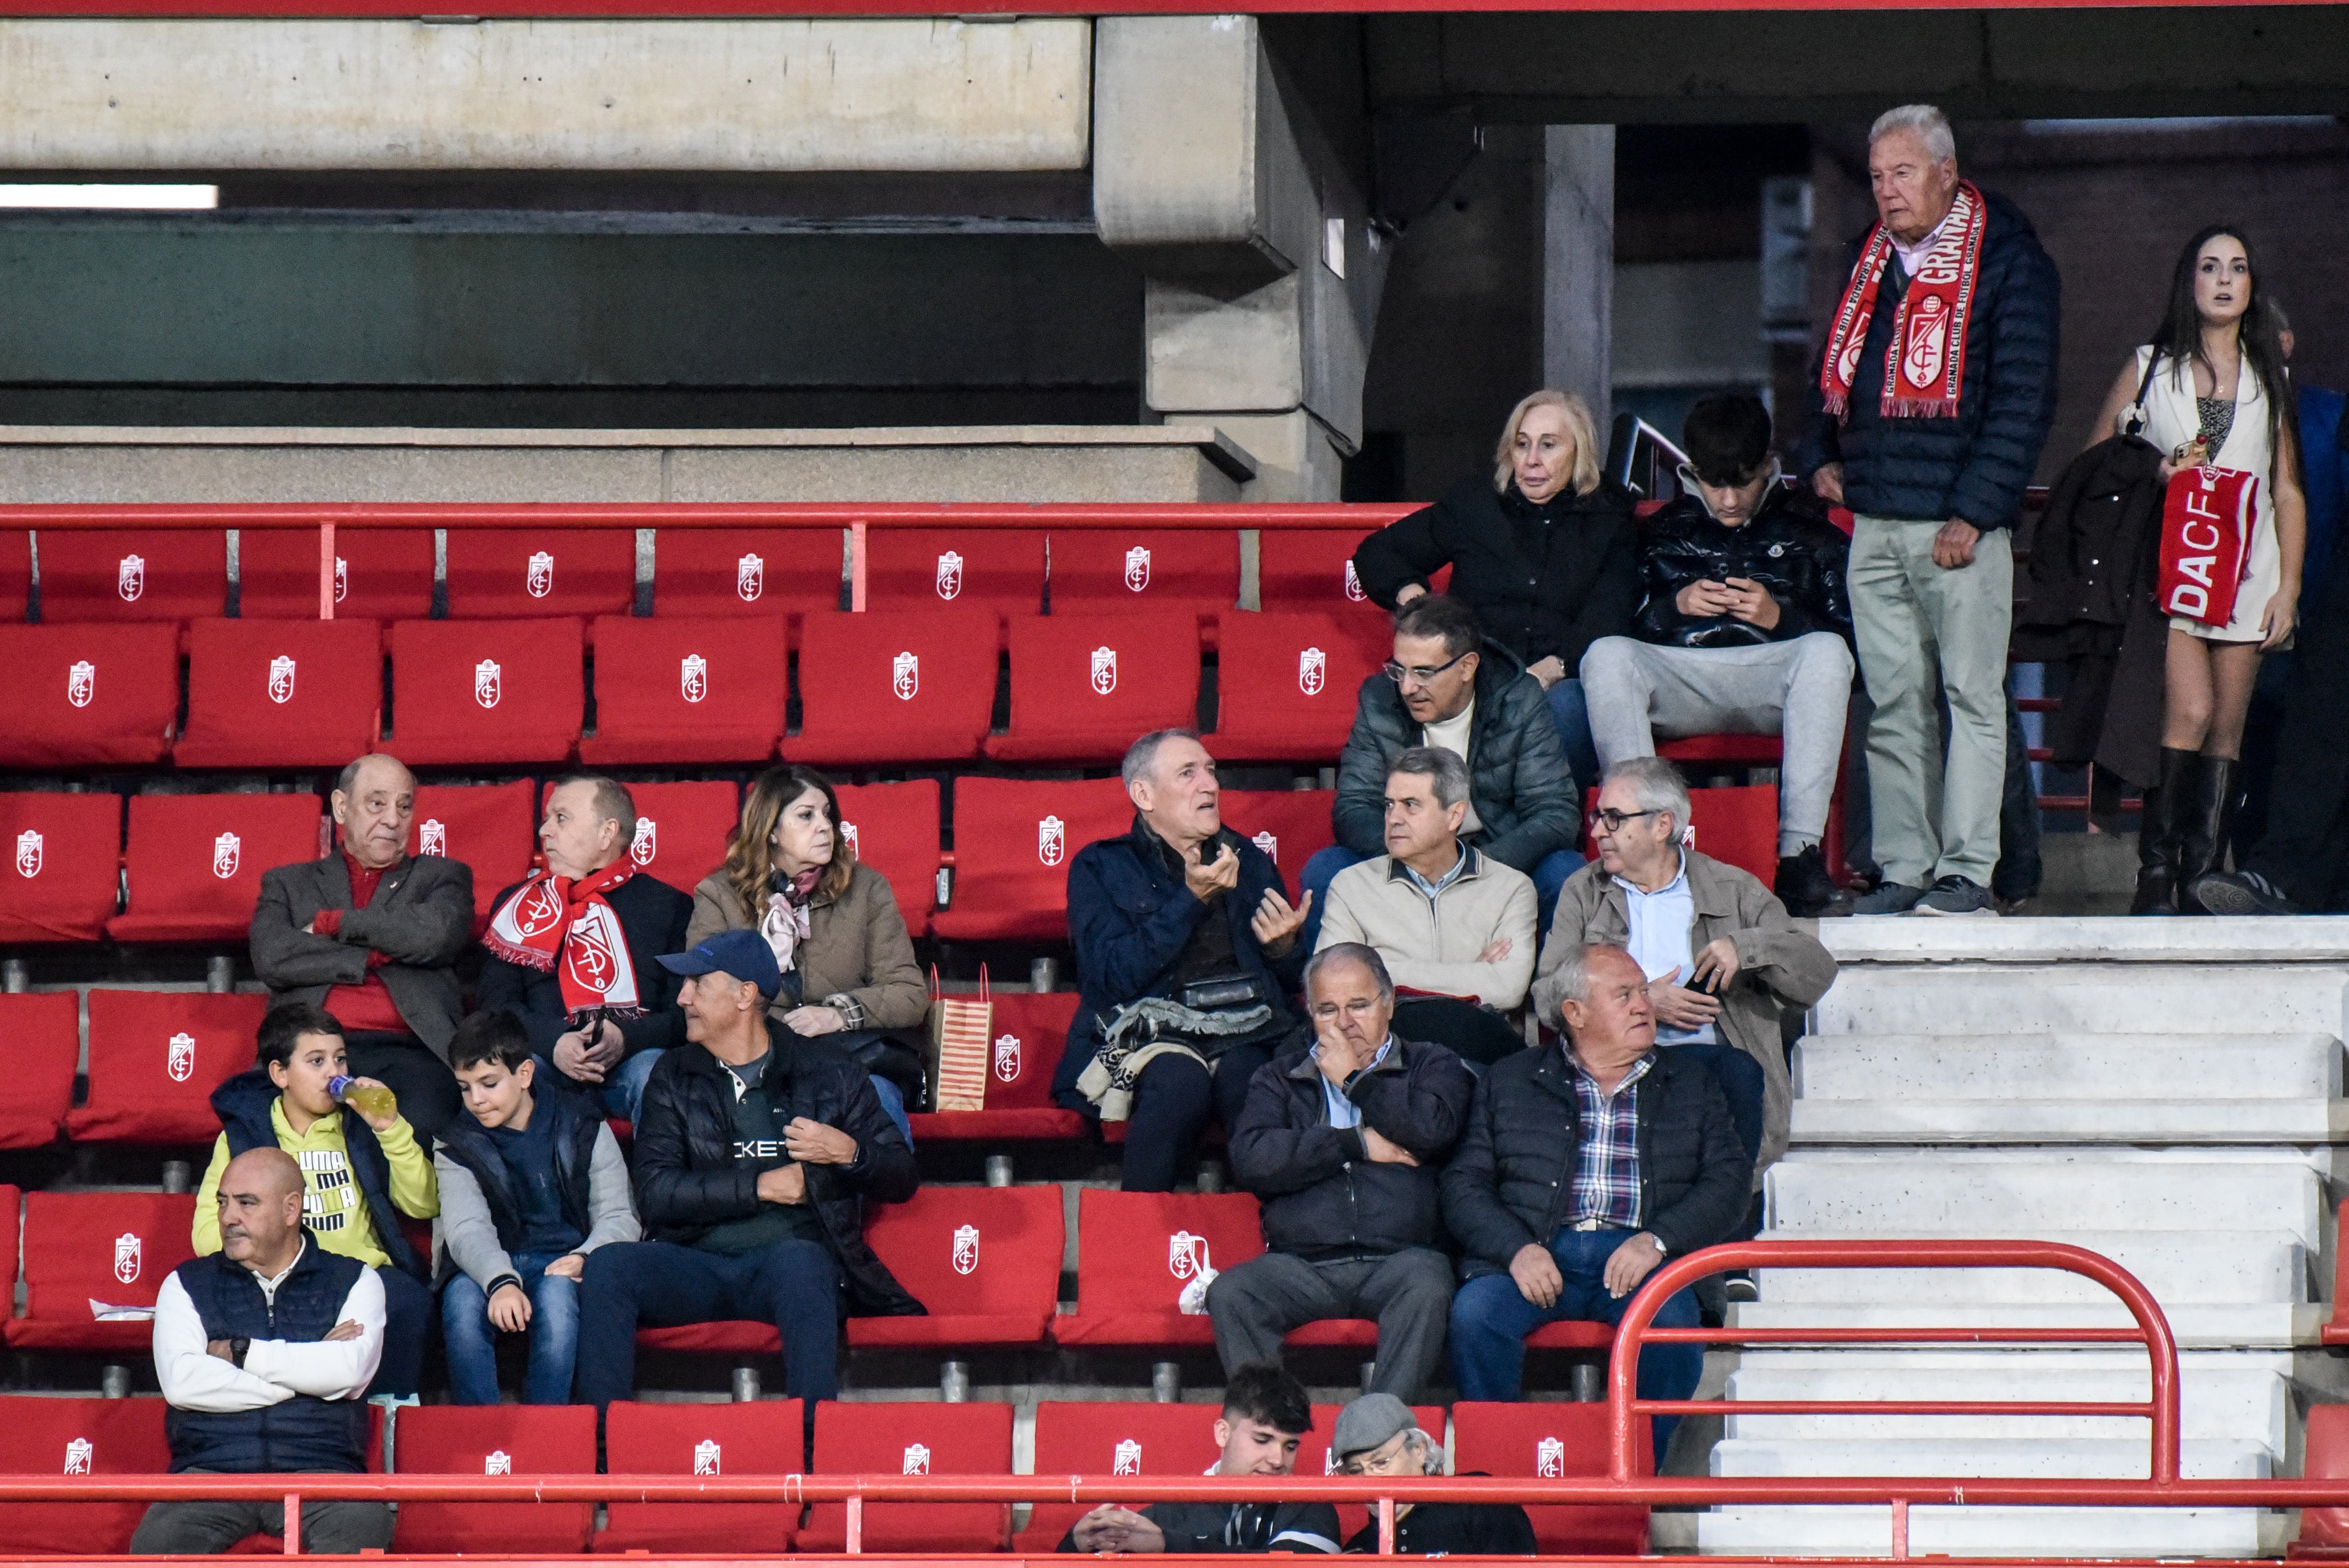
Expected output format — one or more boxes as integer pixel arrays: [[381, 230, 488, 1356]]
[[1579, 632, 1857, 856], [1204, 1247, 1454, 1404]]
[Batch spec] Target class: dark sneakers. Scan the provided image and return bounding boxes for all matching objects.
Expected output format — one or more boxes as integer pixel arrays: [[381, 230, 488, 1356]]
[[1912, 874, 1998, 916], [2188, 869, 2302, 916], [1851, 880, 1928, 914], [1774, 845, 1854, 917]]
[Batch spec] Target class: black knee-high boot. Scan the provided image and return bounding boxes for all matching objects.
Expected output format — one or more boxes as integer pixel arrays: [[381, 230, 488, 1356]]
[[2176, 754, 2242, 914], [2132, 748, 2199, 915]]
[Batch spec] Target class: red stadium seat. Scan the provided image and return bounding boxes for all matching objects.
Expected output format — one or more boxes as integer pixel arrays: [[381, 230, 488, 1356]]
[[906, 989, 1085, 1143], [2296, 1405, 2349, 1551], [801, 1400, 1014, 1552], [444, 527, 634, 620], [5, 1192, 196, 1353], [238, 528, 434, 622], [1055, 1189, 1264, 1348], [1048, 529, 1241, 622], [848, 1185, 1063, 1349], [540, 778, 736, 899], [0, 791, 123, 942], [1578, 783, 1779, 885], [1297, 1401, 1447, 1544], [929, 776, 1131, 943], [0, 1185, 17, 1330], [834, 779, 942, 930], [408, 781, 537, 928], [391, 1404, 598, 1554], [867, 527, 1043, 617], [634, 1320, 778, 1356], [0, 622, 178, 768], [1209, 613, 1383, 763], [987, 612, 1202, 764], [67, 989, 270, 1146], [108, 793, 325, 944], [580, 615, 785, 766], [37, 530, 226, 624], [389, 617, 584, 766], [792, 610, 999, 767], [1218, 789, 1336, 884], [654, 526, 843, 620], [1016, 1401, 1222, 1551], [0, 529, 28, 620], [1450, 1401, 1648, 1554], [175, 618, 383, 770], [1256, 528, 1387, 614], [0, 994, 79, 1148], [0, 1395, 170, 1555], [595, 1399, 803, 1554]]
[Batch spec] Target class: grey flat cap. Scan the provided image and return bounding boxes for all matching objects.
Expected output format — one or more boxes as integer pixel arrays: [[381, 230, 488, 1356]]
[[1332, 1392, 1416, 1461]]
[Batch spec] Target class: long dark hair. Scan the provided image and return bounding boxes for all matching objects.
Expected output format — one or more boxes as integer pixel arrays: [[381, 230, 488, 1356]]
[[2146, 224, 2294, 457]]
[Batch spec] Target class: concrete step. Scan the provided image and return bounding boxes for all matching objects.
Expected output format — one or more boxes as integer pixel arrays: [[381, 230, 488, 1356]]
[[1791, 1032, 2341, 1100], [1819, 913, 2349, 966], [1696, 1503, 2281, 1558], [1751, 1228, 2308, 1305], [1811, 963, 2349, 1038], [1791, 1097, 2349, 1144], [1727, 1300, 2321, 1350], [1712, 1435, 2271, 1478]]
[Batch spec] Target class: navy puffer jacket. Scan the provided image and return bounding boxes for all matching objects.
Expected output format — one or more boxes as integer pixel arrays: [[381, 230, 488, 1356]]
[[1795, 188, 2062, 533]]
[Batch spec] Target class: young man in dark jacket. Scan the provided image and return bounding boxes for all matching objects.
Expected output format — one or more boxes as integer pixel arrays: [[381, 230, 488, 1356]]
[[1582, 395, 1858, 916], [1207, 944, 1474, 1403], [574, 930, 921, 1425], [1057, 729, 1311, 1192], [1443, 944, 1749, 1459]]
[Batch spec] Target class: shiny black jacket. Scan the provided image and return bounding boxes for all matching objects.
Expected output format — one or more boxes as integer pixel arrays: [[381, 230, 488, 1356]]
[[631, 1023, 923, 1316], [1633, 484, 1854, 649]]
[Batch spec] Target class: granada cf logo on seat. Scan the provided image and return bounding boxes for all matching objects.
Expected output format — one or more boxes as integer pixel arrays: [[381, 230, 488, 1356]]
[[62, 1438, 92, 1476], [1113, 1439, 1142, 1477], [117, 554, 145, 602], [211, 832, 241, 879], [334, 557, 349, 604], [1124, 546, 1152, 592], [66, 660, 95, 709], [1298, 646, 1326, 696], [631, 818, 658, 868], [1252, 830, 1279, 865], [892, 651, 919, 700], [474, 659, 502, 709], [268, 655, 297, 705], [736, 552, 764, 602], [167, 1030, 197, 1084], [1535, 1435, 1564, 1478], [1168, 1231, 1209, 1279], [902, 1443, 932, 1477], [1343, 560, 1366, 601], [693, 1440, 721, 1477], [841, 821, 859, 855], [680, 654, 708, 704], [1037, 814, 1065, 866], [418, 819, 447, 858], [15, 829, 42, 878], [935, 550, 964, 600], [112, 1233, 141, 1284], [1089, 646, 1118, 695], [525, 550, 555, 599], [952, 1223, 980, 1275], [993, 1031, 1020, 1083], [485, 1450, 512, 1477]]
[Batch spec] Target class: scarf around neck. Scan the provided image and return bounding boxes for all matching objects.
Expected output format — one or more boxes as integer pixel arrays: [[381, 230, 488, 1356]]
[[483, 860, 643, 1018], [759, 866, 824, 973], [1821, 180, 1988, 422]]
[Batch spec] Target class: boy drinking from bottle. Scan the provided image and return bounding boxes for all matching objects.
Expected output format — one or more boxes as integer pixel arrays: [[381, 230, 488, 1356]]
[[196, 1002, 439, 1399]]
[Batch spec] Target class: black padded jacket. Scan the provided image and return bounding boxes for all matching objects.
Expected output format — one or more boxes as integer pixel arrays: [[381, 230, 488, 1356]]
[[1632, 483, 1854, 649]]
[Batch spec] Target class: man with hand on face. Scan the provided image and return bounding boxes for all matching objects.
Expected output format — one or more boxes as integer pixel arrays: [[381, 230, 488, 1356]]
[[574, 931, 921, 1430], [1443, 944, 1749, 1461], [133, 1148, 391, 1555], [478, 775, 693, 1126], [249, 752, 472, 1136], [1209, 944, 1473, 1402], [1059, 1363, 1340, 1555], [1058, 730, 1312, 1193]]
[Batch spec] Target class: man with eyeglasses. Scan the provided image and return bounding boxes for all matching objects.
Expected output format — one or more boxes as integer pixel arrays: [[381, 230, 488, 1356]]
[[1578, 394, 1858, 918], [1327, 1393, 1534, 1555], [1302, 595, 1580, 948]]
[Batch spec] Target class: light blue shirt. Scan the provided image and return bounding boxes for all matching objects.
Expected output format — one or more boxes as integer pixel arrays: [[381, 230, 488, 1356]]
[[1313, 1035, 1396, 1129], [1615, 850, 1716, 1045], [1398, 844, 1470, 901]]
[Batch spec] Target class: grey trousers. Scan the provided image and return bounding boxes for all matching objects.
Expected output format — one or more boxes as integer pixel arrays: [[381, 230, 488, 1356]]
[[131, 1495, 394, 1555], [1204, 1246, 1454, 1403], [1579, 632, 1857, 856]]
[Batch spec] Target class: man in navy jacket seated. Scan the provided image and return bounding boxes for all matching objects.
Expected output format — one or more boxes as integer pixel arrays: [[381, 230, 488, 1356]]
[[1055, 730, 1312, 1192]]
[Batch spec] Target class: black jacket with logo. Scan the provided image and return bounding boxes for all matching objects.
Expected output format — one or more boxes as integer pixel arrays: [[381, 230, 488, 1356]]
[[1632, 484, 1853, 649]]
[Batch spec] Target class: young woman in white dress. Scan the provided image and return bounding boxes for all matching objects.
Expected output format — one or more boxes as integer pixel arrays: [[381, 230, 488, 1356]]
[[2086, 224, 2306, 914]]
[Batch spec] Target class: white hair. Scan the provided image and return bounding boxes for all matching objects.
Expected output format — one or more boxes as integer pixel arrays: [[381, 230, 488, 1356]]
[[1602, 756, 1692, 831], [1869, 104, 1955, 163]]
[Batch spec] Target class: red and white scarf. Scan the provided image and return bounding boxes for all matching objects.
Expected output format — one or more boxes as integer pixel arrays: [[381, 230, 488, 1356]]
[[1821, 180, 1989, 421], [2157, 464, 2258, 627], [483, 861, 643, 1018]]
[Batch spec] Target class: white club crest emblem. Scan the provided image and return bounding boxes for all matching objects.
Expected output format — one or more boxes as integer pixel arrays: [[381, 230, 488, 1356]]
[[935, 550, 964, 601], [116, 554, 145, 603], [474, 659, 502, 709], [1113, 1439, 1143, 1477], [993, 1032, 1021, 1083], [1298, 646, 1326, 696], [418, 819, 447, 858], [1168, 1231, 1209, 1280], [693, 1440, 722, 1477], [485, 1450, 512, 1477], [66, 660, 95, 709], [892, 651, 919, 701], [680, 654, 708, 704], [902, 1443, 932, 1477], [112, 1233, 141, 1285], [211, 832, 241, 880], [736, 552, 765, 603], [267, 655, 297, 705], [1252, 830, 1278, 865], [952, 1223, 980, 1276], [1089, 646, 1118, 696], [1037, 815, 1065, 867], [15, 829, 42, 878], [167, 1031, 197, 1085], [1342, 560, 1367, 602], [631, 818, 658, 869], [334, 557, 349, 604], [62, 1439, 92, 1476], [525, 550, 555, 599], [840, 821, 859, 856], [1535, 1436, 1565, 1479], [1124, 546, 1152, 592]]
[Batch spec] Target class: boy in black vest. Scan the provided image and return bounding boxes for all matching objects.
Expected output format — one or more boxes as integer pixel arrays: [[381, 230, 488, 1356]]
[[132, 1147, 390, 1554]]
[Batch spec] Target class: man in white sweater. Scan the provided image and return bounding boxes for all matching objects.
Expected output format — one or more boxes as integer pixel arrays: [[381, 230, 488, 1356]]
[[1314, 747, 1538, 1066]]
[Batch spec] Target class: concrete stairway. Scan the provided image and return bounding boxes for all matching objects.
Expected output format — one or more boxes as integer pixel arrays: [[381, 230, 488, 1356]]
[[1698, 917, 2349, 1558]]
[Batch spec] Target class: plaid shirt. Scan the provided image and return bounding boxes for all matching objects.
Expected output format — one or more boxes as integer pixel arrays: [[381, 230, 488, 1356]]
[[1565, 1049, 1655, 1228]]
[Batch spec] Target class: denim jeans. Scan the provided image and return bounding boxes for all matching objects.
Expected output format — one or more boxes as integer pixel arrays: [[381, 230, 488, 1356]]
[[1545, 676, 1602, 797], [1448, 1226, 1703, 1463], [576, 1237, 843, 1413], [442, 1251, 582, 1406], [1300, 845, 1583, 954]]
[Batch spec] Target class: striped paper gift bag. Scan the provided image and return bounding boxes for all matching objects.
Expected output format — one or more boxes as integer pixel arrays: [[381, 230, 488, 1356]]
[[925, 964, 993, 1112]]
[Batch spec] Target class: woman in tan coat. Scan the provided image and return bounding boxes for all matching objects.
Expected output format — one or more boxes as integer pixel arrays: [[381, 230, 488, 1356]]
[[687, 764, 927, 1137]]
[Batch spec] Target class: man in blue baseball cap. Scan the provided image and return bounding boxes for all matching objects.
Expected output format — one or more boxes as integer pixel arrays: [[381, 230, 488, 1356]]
[[573, 930, 923, 1437]]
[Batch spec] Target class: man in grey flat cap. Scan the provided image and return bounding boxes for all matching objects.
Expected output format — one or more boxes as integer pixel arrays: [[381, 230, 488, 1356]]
[[1327, 1393, 1535, 1555]]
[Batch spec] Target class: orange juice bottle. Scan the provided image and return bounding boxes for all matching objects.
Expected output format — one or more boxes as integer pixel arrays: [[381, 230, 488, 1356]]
[[327, 1075, 399, 1123]]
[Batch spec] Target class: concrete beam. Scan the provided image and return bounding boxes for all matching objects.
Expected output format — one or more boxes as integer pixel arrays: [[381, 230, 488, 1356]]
[[0, 18, 1090, 171]]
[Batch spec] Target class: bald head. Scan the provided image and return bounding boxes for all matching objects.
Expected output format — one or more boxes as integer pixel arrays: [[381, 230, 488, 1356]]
[[217, 1147, 307, 1271], [334, 753, 416, 870]]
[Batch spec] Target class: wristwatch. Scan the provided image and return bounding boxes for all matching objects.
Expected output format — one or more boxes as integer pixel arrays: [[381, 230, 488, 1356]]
[[1647, 1234, 1668, 1257], [229, 1338, 251, 1369]]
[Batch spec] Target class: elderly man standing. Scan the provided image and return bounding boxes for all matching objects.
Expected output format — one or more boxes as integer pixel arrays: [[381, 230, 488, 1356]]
[[477, 775, 693, 1126], [1799, 104, 2060, 916], [1055, 729, 1311, 1192], [1316, 747, 1536, 1066], [1443, 944, 1749, 1457], [1208, 944, 1473, 1402], [250, 753, 471, 1137]]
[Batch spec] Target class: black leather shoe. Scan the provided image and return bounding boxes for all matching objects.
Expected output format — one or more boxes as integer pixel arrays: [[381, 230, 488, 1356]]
[[1773, 845, 1853, 917]]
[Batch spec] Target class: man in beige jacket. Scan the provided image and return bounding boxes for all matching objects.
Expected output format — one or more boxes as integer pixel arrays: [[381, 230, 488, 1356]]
[[1316, 747, 1536, 1066]]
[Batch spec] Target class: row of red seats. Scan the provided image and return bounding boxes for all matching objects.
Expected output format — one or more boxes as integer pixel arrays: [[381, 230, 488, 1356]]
[[0, 608, 1384, 772], [0, 1391, 1644, 1556], [0, 527, 1391, 625]]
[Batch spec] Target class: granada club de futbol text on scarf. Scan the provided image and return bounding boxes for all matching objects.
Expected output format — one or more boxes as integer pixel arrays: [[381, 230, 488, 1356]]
[[484, 860, 645, 1018], [1821, 180, 1989, 422]]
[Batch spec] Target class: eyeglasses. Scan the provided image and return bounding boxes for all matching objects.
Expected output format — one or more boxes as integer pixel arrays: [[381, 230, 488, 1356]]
[[1381, 649, 1473, 688], [1589, 807, 1664, 833]]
